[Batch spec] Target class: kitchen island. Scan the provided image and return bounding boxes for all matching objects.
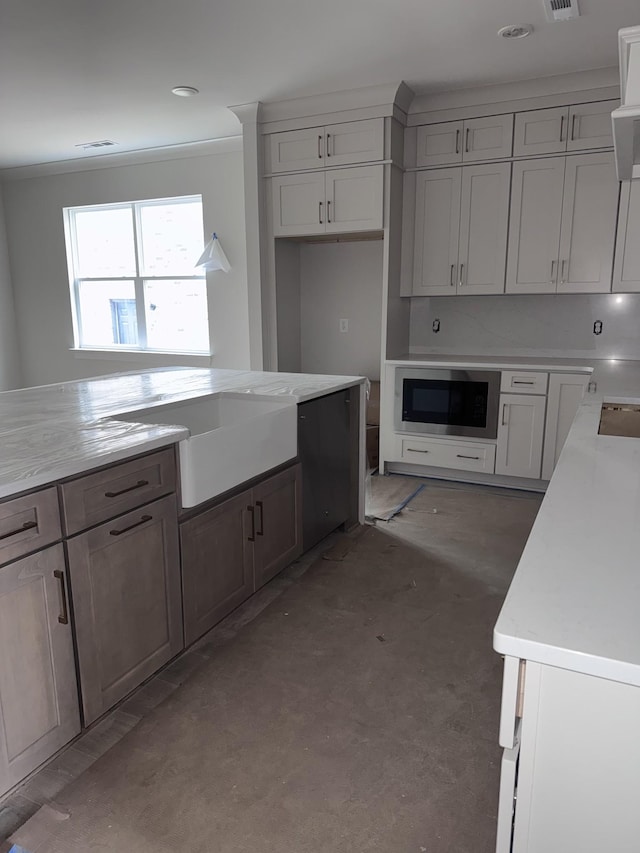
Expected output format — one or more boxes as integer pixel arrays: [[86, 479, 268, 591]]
[[492, 358, 640, 853], [0, 367, 366, 799]]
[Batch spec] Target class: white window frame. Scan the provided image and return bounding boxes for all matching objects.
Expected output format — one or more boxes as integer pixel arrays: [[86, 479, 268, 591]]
[[63, 195, 210, 356]]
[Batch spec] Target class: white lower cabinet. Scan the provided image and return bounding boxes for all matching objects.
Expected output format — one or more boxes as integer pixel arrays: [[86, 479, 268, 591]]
[[613, 179, 640, 292], [400, 436, 496, 473], [497, 660, 640, 853], [495, 394, 546, 479], [541, 373, 588, 480]]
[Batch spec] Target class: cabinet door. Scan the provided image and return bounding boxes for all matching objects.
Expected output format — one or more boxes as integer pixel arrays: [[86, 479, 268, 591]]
[[324, 165, 383, 234], [541, 373, 588, 480], [298, 391, 351, 551], [68, 494, 183, 726], [253, 464, 302, 589], [412, 168, 461, 295], [567, 100, 617, 151], [513, 107, 569, 157], [506, 158, 565, 294], [558, 152, 619, 293], [271, 172, 326, 237], [324, 119, 384, 167], [496, 394, 546, 479], [457, 162, 511, 295], [463, 114, 513, 162], [613, 180, 640, 292], [415, 121, 463, 167], [0, 545, 80, 797], [181, 491, 254, 647], [268, 126, 325, 173]]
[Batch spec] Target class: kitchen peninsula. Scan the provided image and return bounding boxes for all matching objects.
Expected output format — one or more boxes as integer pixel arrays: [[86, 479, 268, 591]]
[[0, 367, 366, 798]]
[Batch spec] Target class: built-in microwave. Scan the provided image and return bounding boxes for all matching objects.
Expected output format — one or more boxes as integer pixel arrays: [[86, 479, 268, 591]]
[[395, 368, 501, 440]]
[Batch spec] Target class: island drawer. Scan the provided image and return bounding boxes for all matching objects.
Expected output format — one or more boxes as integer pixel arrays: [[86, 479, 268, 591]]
[[61, 447, 176, 535], [401, 437, 496, 473], [501, 371, 548, 395], [0, 487, 61, 567]]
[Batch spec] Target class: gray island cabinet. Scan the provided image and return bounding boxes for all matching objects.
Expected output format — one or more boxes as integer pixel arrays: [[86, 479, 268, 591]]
[[0, 369, 365, 799]]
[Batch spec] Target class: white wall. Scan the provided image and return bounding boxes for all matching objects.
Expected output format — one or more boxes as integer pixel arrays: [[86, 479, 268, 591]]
[[299, 240, 383, 380], [2, 149, 249, 387], [410, 294, 640, 360], [0, 186, 21, 390]]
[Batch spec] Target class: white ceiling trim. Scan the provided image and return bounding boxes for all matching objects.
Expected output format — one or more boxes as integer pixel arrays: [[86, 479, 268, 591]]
[[0, 136, 243, 183]]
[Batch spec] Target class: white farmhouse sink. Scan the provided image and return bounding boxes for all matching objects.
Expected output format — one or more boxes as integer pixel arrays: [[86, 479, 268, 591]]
[[112, 393, 297, 507]]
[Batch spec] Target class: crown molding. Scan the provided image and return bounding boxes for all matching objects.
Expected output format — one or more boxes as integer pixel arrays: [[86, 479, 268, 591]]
[[228, 102, 263, 126], [0, 136, 243, 182]]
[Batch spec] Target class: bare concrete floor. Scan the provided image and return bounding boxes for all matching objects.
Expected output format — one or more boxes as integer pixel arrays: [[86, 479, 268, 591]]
[[9, 476, 541, 853]]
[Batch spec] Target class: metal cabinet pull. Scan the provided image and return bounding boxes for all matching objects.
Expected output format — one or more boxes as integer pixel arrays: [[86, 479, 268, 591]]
[[550, 259, 557, 284], [455, 129, 460, 154], [559, 114, 565, 143], [318, 134, 323, 159], [407, 448, 430, 453], [105, 479, 149, 498], [459, 263, 465, 287], [465, 127, 470, 153], [450, 264, 456, 287], [318, 201, 323, 225], [109, 514, 152, 536], [247, 505, 256, 542], [457, 454, 480, 460], [327, 199, 332, 223], [0, 520, 37, 541], [513, 380, 535, 386], [54, 569, 69, 625], [256, 500, 264, 536], [502, 404, 509, 426], [570, 114, 577, 141], [560, 259, 568, 284], [326, 133, 331, 157]]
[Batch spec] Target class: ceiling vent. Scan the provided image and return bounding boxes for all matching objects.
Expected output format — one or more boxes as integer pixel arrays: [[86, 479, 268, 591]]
[[543, 0, 580, 22], [75, 140, 117, 150]]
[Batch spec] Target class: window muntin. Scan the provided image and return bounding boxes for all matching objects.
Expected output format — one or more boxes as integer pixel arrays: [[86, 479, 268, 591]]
[[65, 196, 208, 354]]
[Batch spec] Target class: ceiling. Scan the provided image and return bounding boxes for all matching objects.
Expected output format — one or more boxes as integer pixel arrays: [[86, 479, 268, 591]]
[[0, 0, 637, 170]]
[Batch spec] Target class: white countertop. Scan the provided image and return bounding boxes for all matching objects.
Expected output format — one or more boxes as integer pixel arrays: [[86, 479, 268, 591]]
[[387, 354, 594, 373], [494, 358, 640, 687], [0, 368, 365, 500]]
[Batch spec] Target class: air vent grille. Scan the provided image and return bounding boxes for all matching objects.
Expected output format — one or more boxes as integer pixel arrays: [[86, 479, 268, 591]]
[[543, 0, 580, 21], [75, 140, 117, 150]]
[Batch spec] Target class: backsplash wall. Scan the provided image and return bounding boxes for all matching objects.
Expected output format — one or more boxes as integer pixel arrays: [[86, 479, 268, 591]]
[[410, 294, 640, 360]]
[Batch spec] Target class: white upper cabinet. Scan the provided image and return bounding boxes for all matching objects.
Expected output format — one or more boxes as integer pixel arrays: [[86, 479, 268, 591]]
[[558, 152, 619, 293], [495, 393, 546, 480], [514, 107, 569, 157], [413, 168, 462, 295], [416, 115, 513, 167], [507, 152, 618, 295], [271, 166, 383, 237], [458, 162, 511, 295], [324, 166, 384, 234], [613, 180, 640, 292], [506, 158, 565, 294], [412, 163, 509, 296], [268, 119, 384, 173], [566, 101, 617, 151]]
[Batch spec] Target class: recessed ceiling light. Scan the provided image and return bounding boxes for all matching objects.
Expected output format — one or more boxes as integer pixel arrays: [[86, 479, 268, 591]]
[[498, 24, 534, 39], [171, 86, 199, 97]]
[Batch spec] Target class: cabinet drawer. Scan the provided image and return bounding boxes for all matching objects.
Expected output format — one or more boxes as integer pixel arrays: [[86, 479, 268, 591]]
[[61, 447, 176, 535], [501, 371, 548, 395], [401, 437, 496, 473], [0, 487, 61, 567]]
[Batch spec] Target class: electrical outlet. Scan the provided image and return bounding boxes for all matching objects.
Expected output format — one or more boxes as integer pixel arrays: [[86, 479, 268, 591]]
[[339, 319, 349, 333], [593, 320, 603, 335]]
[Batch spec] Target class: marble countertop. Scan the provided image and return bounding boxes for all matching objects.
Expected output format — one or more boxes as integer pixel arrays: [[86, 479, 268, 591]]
[[387, 354, 595, 372], [494, 357, 640, 687], [0, 368, 365, 500]]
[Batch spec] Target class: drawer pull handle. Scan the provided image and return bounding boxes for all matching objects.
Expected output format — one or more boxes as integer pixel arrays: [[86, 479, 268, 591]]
[[502, 404, 509, 426], [327, 199, 332, 223], [318, 201, 323, 225], [109, 514, 152, 536], [326, 133, 331, 157], [54, 569, 69, 625], [256, 500, 264, 536], [456, 454, 480, 460], [105, 479, 149, 498], [0, 520, 37, 541], [318, 134, 323, 159], [247, 505, 256, 542], [570, 114, 577, 141], [465, 127, 470, 153], [512, 380, 535, 385], [559, 114, 565, 143], [407, 448, 430, 453], [455, 128, 460, 154]]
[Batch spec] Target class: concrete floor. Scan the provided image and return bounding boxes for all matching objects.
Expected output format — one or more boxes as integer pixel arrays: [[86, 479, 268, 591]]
[[8, 476, 541, 853]]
